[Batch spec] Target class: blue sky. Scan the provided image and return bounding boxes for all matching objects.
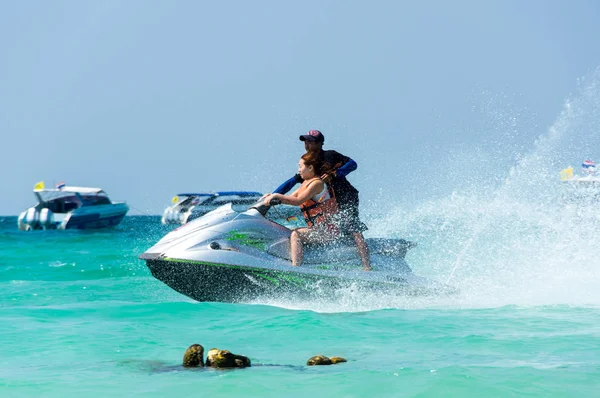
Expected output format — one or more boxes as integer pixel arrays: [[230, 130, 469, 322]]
[[1, 0, 599, 215]]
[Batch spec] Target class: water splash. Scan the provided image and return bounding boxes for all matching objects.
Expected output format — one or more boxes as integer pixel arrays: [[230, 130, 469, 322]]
[[265, 68, 600, 313], [367, 68, 600, 309]]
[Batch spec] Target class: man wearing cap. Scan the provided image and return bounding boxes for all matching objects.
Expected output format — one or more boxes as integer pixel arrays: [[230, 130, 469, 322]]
[[273, 130, 372, 271]]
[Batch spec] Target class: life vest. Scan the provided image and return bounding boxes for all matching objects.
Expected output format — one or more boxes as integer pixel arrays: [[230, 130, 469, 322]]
[[299, 179, 339, 229]]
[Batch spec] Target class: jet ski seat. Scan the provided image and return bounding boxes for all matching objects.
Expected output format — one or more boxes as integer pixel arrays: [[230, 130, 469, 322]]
[[266, 237, 416, 265]]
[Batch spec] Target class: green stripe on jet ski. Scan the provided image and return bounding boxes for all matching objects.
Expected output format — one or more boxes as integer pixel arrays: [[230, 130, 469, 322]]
[[226, 231, 268, 250], [164, 257, 274, 272], [162, 257, 348, 280], [163, 257, 327, 287], [243, 270, 309, 288], [252, 273, 281, 286], [276, 273, 308, 287]]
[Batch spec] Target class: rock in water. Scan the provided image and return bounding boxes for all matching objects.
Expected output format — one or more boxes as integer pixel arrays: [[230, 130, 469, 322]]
[[307, 355, 333, 366], [206, 348, 251, 368], [205, 348, 219, 367], [182, 344, 205, 367]]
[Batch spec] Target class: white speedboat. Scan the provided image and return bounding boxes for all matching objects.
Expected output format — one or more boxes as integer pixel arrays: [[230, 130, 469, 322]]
[[560, 164, 600, 204], [18, 182, 129, 230], [162, 191, 266, 225], [162, 191, 304, 227]]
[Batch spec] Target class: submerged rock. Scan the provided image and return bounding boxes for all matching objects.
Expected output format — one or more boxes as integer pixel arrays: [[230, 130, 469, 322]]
[[307, 355, 333, 366], [205, 348, 218, 366], [307, 355, 347, 366], [206, 348, 251, 368], [184, 345, 348, 369], [183, 344, 205, 367]]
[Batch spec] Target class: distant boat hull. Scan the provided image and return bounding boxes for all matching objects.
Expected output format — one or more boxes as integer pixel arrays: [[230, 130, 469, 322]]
[[63, 204, 129, 229], [19, 203, 129, 230]]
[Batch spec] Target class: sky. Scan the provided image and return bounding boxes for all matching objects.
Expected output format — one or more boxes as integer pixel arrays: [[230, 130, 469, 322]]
[[1, 0, 600, 215]]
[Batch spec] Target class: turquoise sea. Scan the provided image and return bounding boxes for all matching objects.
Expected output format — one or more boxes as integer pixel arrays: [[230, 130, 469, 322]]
[[2, 208, 600, 397]]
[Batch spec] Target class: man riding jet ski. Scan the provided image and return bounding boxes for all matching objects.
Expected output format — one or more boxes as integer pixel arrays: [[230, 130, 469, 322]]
[[273, 129, 371, 271], [139, 198, 455, 304]]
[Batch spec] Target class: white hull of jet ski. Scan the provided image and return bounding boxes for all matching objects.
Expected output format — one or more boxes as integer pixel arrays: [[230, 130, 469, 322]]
[[139, 203, 456, 303]]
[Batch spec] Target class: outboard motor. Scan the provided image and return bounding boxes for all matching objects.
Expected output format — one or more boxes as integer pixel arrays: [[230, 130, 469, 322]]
[[39, 208, 55, 229], [165, 208, 181, 223], [17, 212, 28, 231], [24, 207, 39, 230]]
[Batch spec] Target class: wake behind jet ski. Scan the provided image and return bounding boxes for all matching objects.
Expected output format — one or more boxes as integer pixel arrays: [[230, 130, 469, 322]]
[[139, 199, 455, 304]]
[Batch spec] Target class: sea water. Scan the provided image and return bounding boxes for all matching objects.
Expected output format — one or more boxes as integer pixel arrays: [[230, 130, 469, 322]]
[[1, 216, 600, 398], [3, 76, 600, 397]]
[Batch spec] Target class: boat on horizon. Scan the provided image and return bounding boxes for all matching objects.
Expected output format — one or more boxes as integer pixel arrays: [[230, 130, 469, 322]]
[[559, 162, 600, 204], [162, 191, 301, 226], [162, 191, 264, 225], [18, 182, 129, 231]]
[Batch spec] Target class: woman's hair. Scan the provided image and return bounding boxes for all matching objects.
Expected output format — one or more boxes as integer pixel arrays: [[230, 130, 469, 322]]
[[301, 151, 324, 176]]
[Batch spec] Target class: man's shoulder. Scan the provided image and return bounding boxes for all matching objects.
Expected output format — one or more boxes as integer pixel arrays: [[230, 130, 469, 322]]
[[322, 149, 347, 160]]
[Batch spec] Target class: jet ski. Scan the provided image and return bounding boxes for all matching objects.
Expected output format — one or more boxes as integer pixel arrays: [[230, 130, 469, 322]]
[[139, 199, 455, 303]]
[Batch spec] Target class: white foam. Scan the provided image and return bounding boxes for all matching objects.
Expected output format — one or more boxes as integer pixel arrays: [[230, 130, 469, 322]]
[[256, 68, 600, 312]]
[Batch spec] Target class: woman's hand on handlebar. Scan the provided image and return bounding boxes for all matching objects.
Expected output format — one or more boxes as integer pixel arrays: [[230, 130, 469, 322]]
[[262, 193, 281, 206]]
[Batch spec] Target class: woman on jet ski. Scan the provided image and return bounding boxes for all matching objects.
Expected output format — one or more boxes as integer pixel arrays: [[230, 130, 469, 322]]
[[262, 151, 339, 266]]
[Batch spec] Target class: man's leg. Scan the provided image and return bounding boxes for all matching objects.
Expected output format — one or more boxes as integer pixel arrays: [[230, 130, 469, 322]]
[[290, 229, 304, 266], [353, 232, 371, 271], [341, 195, 371, 271]]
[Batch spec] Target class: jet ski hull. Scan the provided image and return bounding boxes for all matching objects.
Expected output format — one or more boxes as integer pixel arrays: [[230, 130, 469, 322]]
[[141, 253, 452, 303], [139, 204, 457, 303]]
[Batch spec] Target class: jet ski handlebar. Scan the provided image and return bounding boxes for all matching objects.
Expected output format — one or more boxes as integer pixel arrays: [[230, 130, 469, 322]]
[[250, 197, 282, 216]]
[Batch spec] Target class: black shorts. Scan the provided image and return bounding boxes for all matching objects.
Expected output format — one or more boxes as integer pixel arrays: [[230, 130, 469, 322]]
[[336, 195, 368, 235]]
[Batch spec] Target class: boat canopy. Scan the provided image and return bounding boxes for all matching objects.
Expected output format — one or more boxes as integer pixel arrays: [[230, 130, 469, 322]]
[[570, 176, 600, 183], [34, 187, 111, 207], [171, 191, 263, 206], [34, 186, 105, 194]]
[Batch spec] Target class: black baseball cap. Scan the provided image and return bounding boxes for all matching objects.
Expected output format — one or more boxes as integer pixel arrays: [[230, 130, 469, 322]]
[[299, 129, 325, 143]]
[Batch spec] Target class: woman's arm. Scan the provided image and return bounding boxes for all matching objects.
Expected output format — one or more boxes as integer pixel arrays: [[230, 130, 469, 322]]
[[273, 174, 303, 194], [264, 180, 324, 206], [283, 180, 323, 206]]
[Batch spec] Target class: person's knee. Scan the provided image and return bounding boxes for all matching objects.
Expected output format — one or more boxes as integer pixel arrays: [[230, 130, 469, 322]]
[[292, 230, 305, 242]]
